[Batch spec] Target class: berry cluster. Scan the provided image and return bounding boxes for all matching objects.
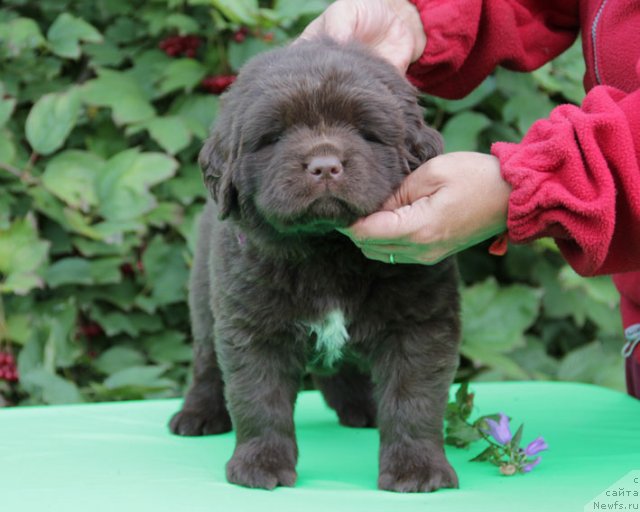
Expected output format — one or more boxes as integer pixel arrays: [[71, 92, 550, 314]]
[[159, 35, 202, 58], [0, 352, 18, 383], [201, 75, 236, 95]]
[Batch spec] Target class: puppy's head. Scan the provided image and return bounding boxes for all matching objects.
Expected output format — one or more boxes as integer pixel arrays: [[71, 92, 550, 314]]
[[200, 38, 442, 235]]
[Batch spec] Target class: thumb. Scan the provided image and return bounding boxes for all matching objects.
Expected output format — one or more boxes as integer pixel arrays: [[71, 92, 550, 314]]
[[382, 165, 443, 210]]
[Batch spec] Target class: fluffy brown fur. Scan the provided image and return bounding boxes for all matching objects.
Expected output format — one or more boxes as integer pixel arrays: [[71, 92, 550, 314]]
[[169, 38, 461, 493]]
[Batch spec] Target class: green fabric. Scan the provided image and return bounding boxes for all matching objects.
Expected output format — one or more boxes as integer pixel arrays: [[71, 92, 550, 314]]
[[1, 382, 639, 511]]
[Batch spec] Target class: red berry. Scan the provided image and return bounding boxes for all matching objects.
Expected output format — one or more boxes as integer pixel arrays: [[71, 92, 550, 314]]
[[120, 262, 135, 276], [263, 32, 274, 42], [233, 31, 246, 43], [201, 75, 236, 95], [185, 48, 196, 58], [5, 354, 15, 366], [81, 322, 104, 338], [0, 353, 6, 365]]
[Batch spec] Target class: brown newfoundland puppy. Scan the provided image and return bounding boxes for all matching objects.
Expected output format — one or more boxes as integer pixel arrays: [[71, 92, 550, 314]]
[[169, 37, 461, 493]]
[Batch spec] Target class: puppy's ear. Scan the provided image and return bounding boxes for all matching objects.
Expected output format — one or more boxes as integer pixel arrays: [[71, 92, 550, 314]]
[[199, 129, 239, 220], [405, 121, 444, 171]]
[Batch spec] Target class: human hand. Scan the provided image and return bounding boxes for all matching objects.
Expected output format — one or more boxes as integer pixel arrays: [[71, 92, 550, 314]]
[[300, 0, 426, 73], [340, 152, 512, 264]]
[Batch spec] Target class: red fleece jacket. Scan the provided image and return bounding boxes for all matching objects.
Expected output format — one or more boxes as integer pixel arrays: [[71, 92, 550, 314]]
[[406, 0, 640, 329]]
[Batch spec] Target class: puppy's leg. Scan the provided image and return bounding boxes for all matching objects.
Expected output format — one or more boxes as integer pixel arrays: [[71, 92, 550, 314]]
[[169, 341, 231, 436], [372, 318, 460, 493], [221, 334, 306, 490], [169, 204, 231, 436], [312, 364, 377, 428]]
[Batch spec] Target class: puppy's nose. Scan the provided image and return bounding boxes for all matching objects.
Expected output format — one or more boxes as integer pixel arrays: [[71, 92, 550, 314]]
[[306, 156, 343, 180]]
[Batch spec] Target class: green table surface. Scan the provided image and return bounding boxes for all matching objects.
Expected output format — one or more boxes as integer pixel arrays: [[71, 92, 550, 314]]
[[1, 382, 639, 512]]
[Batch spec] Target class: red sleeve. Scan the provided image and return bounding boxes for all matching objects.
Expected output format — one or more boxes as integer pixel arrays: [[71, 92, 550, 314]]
[[406, 0, 579, 98], [492, 79, 640, 276]]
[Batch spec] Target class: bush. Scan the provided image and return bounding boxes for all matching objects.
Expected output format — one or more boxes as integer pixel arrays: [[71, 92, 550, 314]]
[[0, 0, 623, 406]]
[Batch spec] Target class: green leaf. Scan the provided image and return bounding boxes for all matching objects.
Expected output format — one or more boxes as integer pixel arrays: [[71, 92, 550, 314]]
[[445, 416, 483, 448], [430, 77, 496, 114], [461, 345, 530, 379], [503, 90, 555, 135], [44, 257, 121, 287], [558, 266, 619, 306], [20, 368, 83, 404], [510, 423, 524, 450], [0, 17, 46, 58], [462, 278, 541, 352], [96, 149, 178, 221], [157, 59, 207, 96], [131, 116, 192, 155], [104, 365, 171, 390], [228, 36, 276, 70], [0, 128, 16, 165], [0, 215, 49, 294], [470, 446, 500, 463], [42, 150, 104, 211], [94, 346, 147, 375], [274, 0, 332, 21], [557, 341, 624, 390], [90, 308, 137, 337], [211, 0, 259, 24], [168, 94, 219, 140], [165, 163, 207, 205], [142, 235, 189, 306], [441, 112, 491, 152], [0, 95, 16, 127], [82, 69, 155, 125], [47, 13, 103, 59], [84, 40, 124, 67], [143, 330, 191, 364], [25, 87, 81, 155]]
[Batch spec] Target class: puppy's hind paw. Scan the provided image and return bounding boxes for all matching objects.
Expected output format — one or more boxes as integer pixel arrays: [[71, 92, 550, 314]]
[[169, 408, 232, 436], [336, 404, 376, 428]]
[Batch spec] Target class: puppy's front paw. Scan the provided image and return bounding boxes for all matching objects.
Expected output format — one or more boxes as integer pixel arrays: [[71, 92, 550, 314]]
[[169, 408, 232, 436], [379, 446, 458, 493], [226, 439, 297, 490]]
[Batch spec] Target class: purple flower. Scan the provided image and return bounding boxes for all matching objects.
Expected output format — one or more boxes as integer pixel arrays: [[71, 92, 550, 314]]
[[522, 456, 542, 473], [524, 436, 548, 456], [484, 413, 512, 445]]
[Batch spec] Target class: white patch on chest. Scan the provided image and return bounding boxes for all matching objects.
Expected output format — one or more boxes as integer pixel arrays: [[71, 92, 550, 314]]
[[306, 310, 349, 366]]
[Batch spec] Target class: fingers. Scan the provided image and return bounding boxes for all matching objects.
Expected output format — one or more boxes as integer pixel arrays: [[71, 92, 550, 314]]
[[359, 244, 450, 266], [341, 198, 434, 243], [299, 2, 356, 42]]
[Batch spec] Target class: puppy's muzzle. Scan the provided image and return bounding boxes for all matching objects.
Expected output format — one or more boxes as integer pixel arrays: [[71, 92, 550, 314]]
[[305, 155, 344, 181]]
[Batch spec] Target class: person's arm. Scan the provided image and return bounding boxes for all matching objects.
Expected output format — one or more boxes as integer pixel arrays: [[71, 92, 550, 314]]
[[406, 0, 580, 98], [344, 81, 640, 277], [493, 82, 640, 276]]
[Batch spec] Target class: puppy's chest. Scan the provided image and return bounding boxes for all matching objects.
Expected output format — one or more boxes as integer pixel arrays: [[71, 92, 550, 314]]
[[302, 309, 350, 368]]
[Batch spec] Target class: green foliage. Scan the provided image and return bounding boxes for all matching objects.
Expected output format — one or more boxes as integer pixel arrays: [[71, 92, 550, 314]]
[[0, 1, 624, 406]]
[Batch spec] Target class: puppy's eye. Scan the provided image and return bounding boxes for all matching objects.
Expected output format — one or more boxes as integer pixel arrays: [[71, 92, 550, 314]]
[[257, 133, 282, 149], [361, 131, 384, 144]]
